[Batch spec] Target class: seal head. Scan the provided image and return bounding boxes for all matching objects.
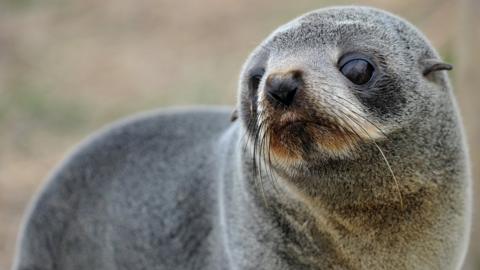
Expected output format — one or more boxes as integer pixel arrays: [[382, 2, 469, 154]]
[[238, 6, 453, 178]]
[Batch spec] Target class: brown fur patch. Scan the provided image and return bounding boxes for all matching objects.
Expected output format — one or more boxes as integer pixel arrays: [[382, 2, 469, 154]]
[[268, 120, 360, 161]]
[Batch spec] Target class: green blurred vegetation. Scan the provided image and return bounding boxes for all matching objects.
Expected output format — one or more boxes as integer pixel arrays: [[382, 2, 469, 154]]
[[0, 83, 88, 133]]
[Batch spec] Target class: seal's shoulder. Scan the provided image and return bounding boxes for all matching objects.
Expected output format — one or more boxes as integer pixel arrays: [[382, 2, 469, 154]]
[[86, 106, 233, 148], [27, 105, 233, 201], [70, 106, 232, 161], [24, 105, 233, 214]]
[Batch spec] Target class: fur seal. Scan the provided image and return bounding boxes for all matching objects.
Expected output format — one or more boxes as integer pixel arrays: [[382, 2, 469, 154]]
[[12, 6, 471, 270]]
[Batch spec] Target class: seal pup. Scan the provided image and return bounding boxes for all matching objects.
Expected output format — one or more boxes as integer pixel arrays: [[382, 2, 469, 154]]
[[13, 6, 471, 270]]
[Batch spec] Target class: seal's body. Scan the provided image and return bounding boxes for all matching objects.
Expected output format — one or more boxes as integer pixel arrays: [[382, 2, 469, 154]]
[[13, 6, 470, 270], [14, 108, 236, 270]]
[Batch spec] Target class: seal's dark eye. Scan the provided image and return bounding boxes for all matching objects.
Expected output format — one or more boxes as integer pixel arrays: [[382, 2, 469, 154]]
[[340, 59, 374, 85], [249, 68, 265, 90]]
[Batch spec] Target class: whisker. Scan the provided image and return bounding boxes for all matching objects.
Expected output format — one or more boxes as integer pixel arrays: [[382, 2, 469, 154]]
[[262, 125, 283, 196], [307, 82, 389, 138], [372, 142, 404, 209], [325, 92, 389, 139], [330, 104, 404, 209], [255, 115, 270, 207]]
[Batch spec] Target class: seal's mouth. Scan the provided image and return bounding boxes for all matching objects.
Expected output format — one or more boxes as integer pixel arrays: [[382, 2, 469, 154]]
[[262, 110, 362, 160]]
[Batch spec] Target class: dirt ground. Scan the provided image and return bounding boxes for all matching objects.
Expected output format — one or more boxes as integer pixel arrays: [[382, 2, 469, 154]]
[[1, 0, 478, 269]]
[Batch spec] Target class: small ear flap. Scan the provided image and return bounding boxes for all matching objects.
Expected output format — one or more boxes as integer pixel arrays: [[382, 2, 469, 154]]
[[230, 109, 238, 122], [422, 59, 453, 76]]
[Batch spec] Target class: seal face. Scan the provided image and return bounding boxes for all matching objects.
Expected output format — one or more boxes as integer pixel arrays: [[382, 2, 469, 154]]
[[238, 7, 446, 174]]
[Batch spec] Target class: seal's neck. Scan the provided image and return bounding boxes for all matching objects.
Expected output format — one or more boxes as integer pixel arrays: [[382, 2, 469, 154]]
[[217, 125, 441, 269], [217, 126, 353, 268]]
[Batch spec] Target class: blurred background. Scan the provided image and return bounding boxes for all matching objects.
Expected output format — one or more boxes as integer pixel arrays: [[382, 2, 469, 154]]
[[0, 0, 478, 269]]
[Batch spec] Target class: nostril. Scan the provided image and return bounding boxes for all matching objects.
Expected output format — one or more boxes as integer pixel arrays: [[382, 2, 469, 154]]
[[265, 70, 302, 106], [267, 87, 297, 106], [285, 87, 297, 102]]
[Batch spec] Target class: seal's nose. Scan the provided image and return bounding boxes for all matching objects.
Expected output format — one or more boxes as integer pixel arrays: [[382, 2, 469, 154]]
[[265, 70, 302, 106]]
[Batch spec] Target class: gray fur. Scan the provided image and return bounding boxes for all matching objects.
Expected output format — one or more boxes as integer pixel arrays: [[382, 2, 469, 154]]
[[12, 6, 471, 270]]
